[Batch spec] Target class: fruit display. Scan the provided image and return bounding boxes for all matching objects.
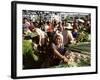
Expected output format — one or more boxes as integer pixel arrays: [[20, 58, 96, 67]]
[[54, 51, 90, 68]]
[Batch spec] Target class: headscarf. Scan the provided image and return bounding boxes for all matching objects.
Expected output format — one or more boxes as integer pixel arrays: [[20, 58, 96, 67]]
[[53, 32, 63, 46]]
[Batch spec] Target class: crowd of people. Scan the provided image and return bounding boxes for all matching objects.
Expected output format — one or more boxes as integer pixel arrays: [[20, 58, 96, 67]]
[[23, 15, 91, 67]]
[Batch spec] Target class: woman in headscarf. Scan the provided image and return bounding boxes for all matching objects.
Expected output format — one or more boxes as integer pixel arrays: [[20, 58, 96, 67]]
[[51, 33, 68, 65]]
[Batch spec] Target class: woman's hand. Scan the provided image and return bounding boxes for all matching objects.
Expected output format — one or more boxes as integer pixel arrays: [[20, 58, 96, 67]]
[[62, 56, 68, 63]]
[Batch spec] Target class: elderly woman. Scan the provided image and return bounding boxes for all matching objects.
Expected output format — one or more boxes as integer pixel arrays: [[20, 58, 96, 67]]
[[51, 33, 68, 65]]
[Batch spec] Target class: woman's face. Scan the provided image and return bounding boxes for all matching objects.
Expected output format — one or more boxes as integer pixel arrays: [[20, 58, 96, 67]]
[[55, 36, 62, 45]]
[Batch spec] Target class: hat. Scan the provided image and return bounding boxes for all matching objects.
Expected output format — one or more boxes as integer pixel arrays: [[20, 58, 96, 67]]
[[64, 23, 73, 29], [77, 19, 84, 23]]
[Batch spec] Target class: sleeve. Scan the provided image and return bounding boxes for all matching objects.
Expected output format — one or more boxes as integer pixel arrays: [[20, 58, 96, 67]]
[[52, 43, 56, 49]]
